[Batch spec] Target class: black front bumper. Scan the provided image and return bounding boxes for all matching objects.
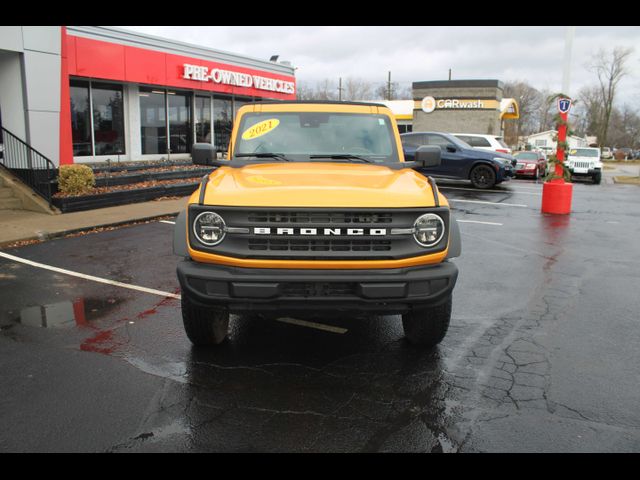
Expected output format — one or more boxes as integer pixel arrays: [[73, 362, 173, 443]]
[[177, 260, 458, 314]]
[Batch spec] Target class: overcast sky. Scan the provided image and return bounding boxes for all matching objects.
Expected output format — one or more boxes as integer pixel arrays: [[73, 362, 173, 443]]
[[118, 26, 640, 106]]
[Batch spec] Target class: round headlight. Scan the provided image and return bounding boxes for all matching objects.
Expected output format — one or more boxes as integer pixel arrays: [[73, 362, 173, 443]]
[[193, 211, 226, 246], [413, 213, 445, 247]]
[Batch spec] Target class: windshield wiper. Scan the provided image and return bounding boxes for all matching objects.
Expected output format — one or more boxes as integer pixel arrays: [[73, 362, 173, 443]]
[[309, 154, 373, 163], [234, 153, 291, 162]]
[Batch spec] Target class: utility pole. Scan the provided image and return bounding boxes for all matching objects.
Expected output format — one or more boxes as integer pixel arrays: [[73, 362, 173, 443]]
[[387, 71, 392, 100], [561, 26, 576, 96], [338, 77, 343, 101], [448, 69, 452, 81]]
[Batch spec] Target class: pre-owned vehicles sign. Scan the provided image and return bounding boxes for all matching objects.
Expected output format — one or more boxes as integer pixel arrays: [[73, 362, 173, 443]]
[[183, 64, 295, 95]]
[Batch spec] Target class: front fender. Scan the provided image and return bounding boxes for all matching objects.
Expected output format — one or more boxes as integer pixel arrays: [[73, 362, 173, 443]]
[[173, 210, 189, 257], [446, 215, 462, 259]]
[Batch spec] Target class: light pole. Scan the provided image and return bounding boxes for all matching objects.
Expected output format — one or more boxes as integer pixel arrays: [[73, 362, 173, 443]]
[[541, 26, 576, 215]]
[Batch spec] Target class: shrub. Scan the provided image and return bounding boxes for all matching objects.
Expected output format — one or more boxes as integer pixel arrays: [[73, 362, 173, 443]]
[[614, 150, 627, 161], [58, 164, 96, 196]]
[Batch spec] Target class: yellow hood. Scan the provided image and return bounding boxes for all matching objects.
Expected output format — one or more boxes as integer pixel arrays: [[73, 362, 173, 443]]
[[192, 162, 446, 208]]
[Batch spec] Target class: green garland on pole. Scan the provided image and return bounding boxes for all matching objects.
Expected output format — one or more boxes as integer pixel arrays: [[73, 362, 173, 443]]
[[543, 154, 572, 182], [544, 92, 574, 183]]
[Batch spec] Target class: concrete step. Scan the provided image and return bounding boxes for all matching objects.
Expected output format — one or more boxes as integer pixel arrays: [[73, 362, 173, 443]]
[[0, 187, 15, 198], [0, 197, 23, 210]]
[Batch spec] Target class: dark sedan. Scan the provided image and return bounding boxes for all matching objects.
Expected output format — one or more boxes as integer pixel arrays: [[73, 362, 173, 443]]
[[401, 132, 514, 189]]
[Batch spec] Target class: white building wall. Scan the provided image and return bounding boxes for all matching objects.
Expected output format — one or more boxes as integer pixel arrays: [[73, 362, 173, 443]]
[[0, 26, 62, 166], [527, 131, 587, 150], [0, 51, 27, 141]]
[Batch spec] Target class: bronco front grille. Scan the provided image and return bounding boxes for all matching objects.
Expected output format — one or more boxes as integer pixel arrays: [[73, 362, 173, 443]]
[[188, 206, 451, 261], [248, 238, 392, 252], [247, 211, 393, 224]]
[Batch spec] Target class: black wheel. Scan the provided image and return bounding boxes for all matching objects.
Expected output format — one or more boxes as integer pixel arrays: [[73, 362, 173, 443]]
[[593, 172, 602, 184], [181, 292, 229, 346], [470, 164, 496, 189], [402, 295, 452, 347]]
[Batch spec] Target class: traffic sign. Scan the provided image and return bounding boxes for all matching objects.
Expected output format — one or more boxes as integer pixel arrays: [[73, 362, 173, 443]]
[[557, 98, 572, 114]]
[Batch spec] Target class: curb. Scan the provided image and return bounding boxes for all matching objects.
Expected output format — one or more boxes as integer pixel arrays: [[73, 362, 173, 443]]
[[0, 211, 180, 249]]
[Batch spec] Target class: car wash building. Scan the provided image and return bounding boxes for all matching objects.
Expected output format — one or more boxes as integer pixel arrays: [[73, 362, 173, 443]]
[[411, 79, 518, 135], [0, 26, 297, 170]]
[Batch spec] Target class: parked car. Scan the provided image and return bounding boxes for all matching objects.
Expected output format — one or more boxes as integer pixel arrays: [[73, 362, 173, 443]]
[[401, 132, 514, 189], [538, 146, 555, 157], [566, 147, 603, 184], [452, 133, 512, 155], [614, 147, 634, 160], [601, 147, 613, 160], [512, 151, 547, 180]]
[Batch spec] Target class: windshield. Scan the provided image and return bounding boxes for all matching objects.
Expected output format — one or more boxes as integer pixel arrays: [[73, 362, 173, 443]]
[[569, 148, 599, 157], [234, 112, 400, 163]]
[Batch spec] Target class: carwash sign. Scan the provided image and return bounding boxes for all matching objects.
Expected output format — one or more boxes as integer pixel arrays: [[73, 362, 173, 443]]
[[183, 63, 296, 95], [421, 96, 494, 113]]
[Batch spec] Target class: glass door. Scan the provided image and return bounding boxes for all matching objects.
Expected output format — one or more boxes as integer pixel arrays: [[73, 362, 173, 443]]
[[168, 91, 192, 154], [140, 88, 167, 155], [195, 95, 211, 144]]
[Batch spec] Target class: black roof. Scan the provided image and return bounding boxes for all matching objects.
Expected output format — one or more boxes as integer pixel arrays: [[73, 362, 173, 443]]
[[243, 100, 387, 108]]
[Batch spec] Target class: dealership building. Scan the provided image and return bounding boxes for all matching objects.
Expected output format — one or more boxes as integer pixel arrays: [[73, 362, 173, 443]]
[[412, 79, 519, 135], [0, 26, 297, 168]]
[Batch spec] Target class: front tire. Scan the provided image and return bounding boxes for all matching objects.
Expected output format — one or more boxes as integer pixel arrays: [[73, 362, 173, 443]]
[[470, 165, 496, 189], [593, 171, 602, 184], [181, 292, 229, 346], [402, 295, 452, 347]]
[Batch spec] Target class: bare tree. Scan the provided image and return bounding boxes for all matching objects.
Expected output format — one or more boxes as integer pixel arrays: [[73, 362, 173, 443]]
[[535, 88, 557, 133], [343, 78, 375, 101], [295, 81, 316, 101], [607, 105, 640, 148], [577, 85, 604, 140], [503, 80, 543, 146], [587, 46, 635, 147], [314, 78, 338, 101]]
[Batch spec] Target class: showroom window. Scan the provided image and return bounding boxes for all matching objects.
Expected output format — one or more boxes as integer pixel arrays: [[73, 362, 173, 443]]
[[92, 83, 125, 155], [139, 88, 167, 155], [70, 79, 125, 157], [213, 95, 233, 152], [140, 88, 192, 155], [70, 80, 92, 156], [195, 96, 211, 144]]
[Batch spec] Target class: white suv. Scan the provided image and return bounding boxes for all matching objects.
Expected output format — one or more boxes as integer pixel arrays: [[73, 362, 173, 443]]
[[452, 133, 512, 155], [567, 147, 603, 184]]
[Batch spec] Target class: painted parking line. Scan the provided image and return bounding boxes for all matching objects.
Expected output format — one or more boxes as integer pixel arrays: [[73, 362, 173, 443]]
[[438, 186, 542, 196], [159, 220, 176, 225], [276, 317, 348, 334], [448, 198, 528, 208], [0, 251, 181, 300], [456, 219, 503, 226]]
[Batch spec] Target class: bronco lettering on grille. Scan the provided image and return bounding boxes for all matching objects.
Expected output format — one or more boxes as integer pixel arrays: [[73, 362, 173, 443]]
[[253, 227, 387, 236]]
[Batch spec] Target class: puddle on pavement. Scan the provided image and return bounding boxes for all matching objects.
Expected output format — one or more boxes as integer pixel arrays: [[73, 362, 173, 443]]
[[6, 296, 125, 329]]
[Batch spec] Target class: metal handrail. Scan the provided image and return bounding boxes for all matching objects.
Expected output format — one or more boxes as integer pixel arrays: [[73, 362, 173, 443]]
[[0, 127, 57, 206]]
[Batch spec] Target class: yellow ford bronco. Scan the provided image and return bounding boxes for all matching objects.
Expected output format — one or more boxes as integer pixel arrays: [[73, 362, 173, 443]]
[[174, 101, 461, 347]]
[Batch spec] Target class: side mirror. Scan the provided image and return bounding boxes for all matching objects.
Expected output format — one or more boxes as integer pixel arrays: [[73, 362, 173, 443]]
[[192, 143, 219, 166], [414, 145, 441, 168], [446, 144, 458, 153]]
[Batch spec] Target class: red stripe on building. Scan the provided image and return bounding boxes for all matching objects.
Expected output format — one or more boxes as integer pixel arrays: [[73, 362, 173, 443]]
[[66, 35, 297, 100]]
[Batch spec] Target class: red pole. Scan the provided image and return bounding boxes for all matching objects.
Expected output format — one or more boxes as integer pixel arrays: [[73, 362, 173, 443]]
[[541, 97, 573, 214], [555, 110, 568, 175]]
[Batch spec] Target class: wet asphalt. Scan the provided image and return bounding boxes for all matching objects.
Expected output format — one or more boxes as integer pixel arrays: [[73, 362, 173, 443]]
[[1, 175, 640, 453]]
